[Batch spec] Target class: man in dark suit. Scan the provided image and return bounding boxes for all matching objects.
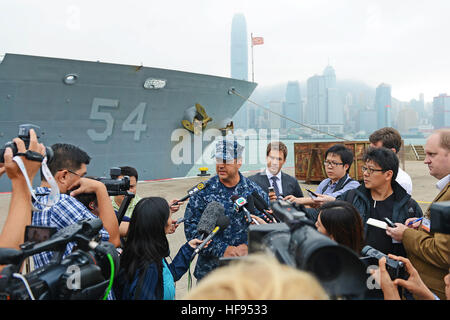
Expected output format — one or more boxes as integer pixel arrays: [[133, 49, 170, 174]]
[[248, 141, 303, 201]]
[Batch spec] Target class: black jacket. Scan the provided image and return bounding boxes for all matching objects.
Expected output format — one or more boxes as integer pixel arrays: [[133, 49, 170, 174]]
[[248, 170, 304, 198], [337, 181, 423, 232]]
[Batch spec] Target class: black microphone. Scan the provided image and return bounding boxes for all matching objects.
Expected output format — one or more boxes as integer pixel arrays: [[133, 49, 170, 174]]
[[252, 191, 277, 223], [173, 181, 208, 205], [197, 201, 225, 240], [192, 215, 230, 259]]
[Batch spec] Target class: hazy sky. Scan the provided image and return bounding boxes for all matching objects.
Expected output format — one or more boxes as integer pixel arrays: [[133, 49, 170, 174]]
[[1, 0, 449, 102]]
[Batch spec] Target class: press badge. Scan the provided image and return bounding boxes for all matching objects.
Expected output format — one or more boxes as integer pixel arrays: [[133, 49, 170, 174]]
[[421, 218, 431, 232]]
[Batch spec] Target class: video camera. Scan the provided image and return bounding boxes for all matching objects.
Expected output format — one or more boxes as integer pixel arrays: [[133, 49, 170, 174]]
[[247, 200, 367, 299], [0, 124, 53, 163], [91, 167, 135, 224], [0, 219, 119, 300], [430, 201, 450, 234], [361, 245, 407, 281]]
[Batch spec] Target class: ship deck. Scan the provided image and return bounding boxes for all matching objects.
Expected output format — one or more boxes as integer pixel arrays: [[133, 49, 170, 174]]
[[0, 160, 436, 299]]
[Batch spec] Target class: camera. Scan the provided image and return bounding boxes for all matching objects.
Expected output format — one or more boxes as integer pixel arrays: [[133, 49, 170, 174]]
[[430, 201, 450, 234], [93, 167, 130, 195], [0, 124, 53, 163], [361, 245, 407, 281], [247, 200, 367, 299], [90, 167, 135, 224], [0, 219, 119, 300]]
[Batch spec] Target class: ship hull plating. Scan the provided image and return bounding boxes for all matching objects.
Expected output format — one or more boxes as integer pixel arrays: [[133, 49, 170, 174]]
[[0, 54, 256, 191]]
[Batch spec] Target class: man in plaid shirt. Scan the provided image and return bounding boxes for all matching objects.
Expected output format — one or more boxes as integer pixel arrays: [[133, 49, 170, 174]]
[[32, 143, 120, 269]]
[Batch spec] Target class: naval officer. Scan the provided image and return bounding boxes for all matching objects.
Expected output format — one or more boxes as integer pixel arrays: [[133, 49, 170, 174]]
[[183, 139, 269, 281]]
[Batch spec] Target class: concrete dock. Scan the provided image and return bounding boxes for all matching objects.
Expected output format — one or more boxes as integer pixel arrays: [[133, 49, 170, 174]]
[[0, 160, 438, 299]]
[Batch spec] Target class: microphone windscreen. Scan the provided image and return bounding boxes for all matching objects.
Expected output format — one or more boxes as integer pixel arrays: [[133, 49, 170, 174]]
[[230, 195, 240, 202], [197, 201, 225, 235], [252, 191, 269, 210], [216, 215, 230, 230], [245, 195, 256, 214]]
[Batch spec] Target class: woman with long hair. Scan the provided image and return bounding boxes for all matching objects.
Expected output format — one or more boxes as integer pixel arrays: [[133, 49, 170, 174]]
[[114, 196, 202, 300], [315, 200, 365, 255]]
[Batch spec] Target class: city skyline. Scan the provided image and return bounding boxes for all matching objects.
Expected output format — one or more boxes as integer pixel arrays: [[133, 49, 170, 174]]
[[0, 1, 448, 103]]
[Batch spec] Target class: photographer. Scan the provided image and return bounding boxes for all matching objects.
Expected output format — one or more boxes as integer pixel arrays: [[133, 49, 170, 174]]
[[32, 143, 120, 269], [0, 129, 45, 253]]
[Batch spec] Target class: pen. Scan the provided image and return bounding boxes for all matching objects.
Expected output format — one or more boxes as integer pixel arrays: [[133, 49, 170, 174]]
[[407, 217, 423, 226]]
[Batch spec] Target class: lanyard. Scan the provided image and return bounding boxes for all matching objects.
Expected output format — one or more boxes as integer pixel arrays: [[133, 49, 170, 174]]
[[12, 156, 60, 211]]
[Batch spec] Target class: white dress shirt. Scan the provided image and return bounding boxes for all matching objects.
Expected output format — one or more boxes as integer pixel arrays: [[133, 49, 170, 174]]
[[265, 168, 283, 195], [436, 174, 450, 192]]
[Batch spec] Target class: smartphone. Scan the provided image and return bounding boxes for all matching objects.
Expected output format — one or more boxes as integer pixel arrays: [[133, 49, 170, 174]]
[[268, 186, 274, 193], [305, 188, 318, 199], [383, 217, 397, 228], [25, 225, 57, 243]]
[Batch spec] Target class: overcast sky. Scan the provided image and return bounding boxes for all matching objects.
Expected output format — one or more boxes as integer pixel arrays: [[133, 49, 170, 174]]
[[1, 0, 449, 102]]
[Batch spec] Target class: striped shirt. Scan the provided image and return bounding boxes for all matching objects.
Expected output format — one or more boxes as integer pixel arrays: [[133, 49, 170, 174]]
[[31, 187, 110, 269]]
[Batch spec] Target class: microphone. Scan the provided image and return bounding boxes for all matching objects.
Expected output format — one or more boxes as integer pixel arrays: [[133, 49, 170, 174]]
[[231, 195, 259, 225], [192, 214, 230, 258], [251, 191, 277, 223], [197, 201, 225, 239], [173, 181, 208, 205]]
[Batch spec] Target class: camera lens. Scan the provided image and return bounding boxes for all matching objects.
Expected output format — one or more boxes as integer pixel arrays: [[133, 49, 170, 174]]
[[308, 248, 342, 282]]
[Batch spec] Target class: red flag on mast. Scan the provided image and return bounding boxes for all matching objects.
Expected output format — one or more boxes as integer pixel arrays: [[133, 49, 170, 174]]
[[252, 36, 264, 46]]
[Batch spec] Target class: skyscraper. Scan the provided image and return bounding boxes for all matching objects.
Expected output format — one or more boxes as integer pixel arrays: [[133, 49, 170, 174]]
[[306, 65, 342, 126], [284, 81, 302, 129], [230, 13, 249, 129], [432, 93, 450, 129], [230, 13, 248, 81], [375, 83, 392, 129], [306, 74, 326, 124]]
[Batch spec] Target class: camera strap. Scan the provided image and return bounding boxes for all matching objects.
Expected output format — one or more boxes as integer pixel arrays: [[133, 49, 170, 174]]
[[13, 155, 60, 211]]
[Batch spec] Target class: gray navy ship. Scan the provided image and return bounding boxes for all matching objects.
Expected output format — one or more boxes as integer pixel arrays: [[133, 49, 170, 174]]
[[0, 53, 257, 192]]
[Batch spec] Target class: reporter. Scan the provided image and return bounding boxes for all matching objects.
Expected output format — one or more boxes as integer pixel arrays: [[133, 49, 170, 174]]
[[315, 201, 365, 254], [115, 197, 203, 300], [0, 129, 45, 251]]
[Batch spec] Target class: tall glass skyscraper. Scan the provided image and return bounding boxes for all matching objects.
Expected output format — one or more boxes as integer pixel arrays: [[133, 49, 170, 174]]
[[230, 13, 248, 81], [306, 65, 342, 125], [230, 13, 249, 129], [375, 83, 392, 129], [432, 93, 450, 129], [284, 81, 302, 129]]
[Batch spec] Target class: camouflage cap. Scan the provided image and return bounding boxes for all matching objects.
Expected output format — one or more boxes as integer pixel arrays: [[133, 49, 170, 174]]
[[212, 139, 244, 161]]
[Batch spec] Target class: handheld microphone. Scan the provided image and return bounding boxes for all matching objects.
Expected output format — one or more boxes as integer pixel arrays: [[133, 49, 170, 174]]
[[192, 215, 230, 258], [197, 201, 225, 239], [251, 191, 277, 223], [173, 181, 208, 205], [231, 195, 259, 225]]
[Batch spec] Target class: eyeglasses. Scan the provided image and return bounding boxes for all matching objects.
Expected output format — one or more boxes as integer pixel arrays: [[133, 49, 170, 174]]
[[66, 170, 85, 178], [361, 166, 385, 175], [323, 161, 344, 168]]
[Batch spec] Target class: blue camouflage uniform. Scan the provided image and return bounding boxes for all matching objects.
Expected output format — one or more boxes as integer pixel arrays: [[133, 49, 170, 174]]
[[183, 139, 270, 280]]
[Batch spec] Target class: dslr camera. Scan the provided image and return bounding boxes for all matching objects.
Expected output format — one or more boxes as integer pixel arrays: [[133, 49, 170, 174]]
[[0, 124, 53, 163], [0, 219, 119, 300]]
